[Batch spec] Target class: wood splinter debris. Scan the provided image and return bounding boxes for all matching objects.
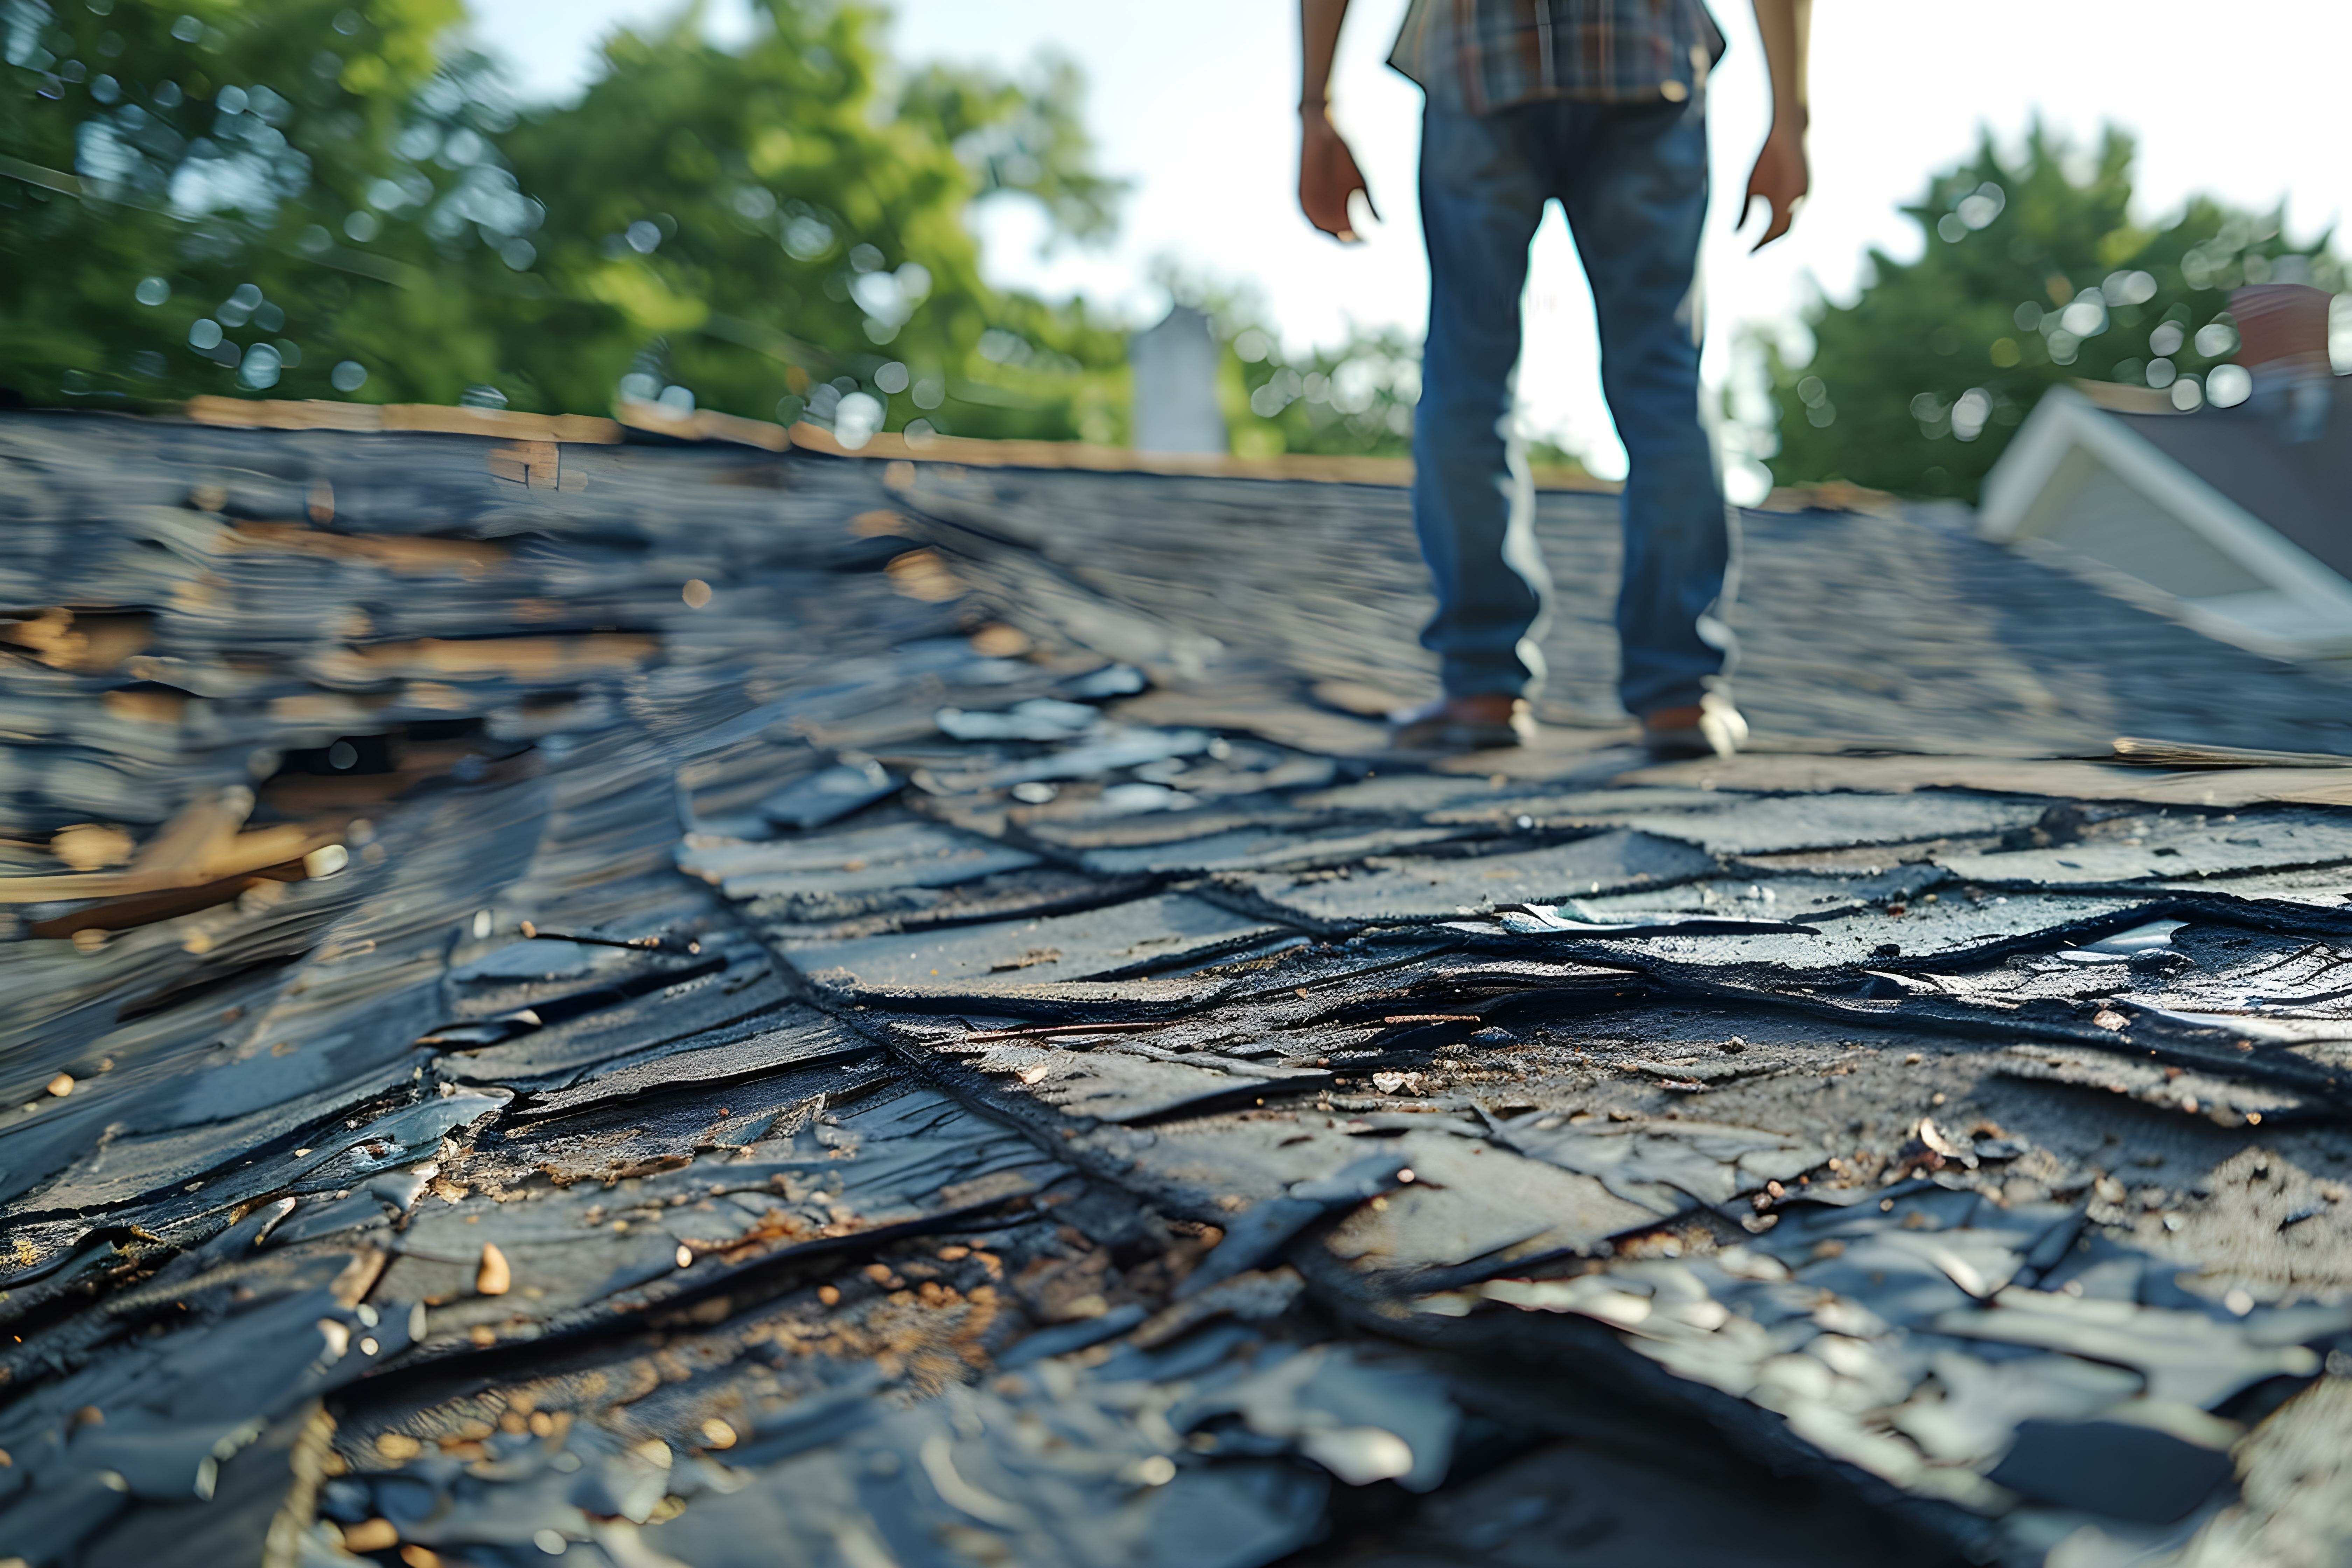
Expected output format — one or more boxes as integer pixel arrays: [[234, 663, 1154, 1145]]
[[476, 1243, 511, 1296], [340, 1518, 399, 1552]]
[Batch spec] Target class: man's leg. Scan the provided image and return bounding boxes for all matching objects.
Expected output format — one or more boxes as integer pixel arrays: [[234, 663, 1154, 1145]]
[[1410, 103, 1553, 704], [1552, 98, 1735, 724]]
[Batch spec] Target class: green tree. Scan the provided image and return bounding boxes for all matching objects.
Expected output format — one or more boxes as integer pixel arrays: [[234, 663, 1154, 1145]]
[[1225, 317, 1421, 458], [1147, 272, 1420, 461], [0, 0, 1130, 438], [1, 0, 533, 405], [1763, 125, 2343, 501], [495, 7, 1131, 438]]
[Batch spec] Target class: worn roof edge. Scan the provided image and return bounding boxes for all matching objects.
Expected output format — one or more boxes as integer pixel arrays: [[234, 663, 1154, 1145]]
[[790, 421, 1905, 515], [782, 419, 1614, 490], [174, 398, 1904, 512]]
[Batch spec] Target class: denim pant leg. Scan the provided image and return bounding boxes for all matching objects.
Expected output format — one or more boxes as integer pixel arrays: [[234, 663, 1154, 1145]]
[[1552, 98, 1734, 718], [1412, 104, 1554, 700]]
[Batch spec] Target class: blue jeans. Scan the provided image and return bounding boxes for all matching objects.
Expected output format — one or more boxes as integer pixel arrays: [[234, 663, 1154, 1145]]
[[1411, 93, 1735, 716]]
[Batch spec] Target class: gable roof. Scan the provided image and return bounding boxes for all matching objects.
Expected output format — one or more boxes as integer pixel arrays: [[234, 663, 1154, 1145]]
[[1980, 382, 2352, 661], [2109, 384, 2352, 583]]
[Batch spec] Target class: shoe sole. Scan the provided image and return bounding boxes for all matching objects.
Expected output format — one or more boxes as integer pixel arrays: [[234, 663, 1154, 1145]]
[[1388, 722, 1526, 753], [1644, 727, 1732, 761]]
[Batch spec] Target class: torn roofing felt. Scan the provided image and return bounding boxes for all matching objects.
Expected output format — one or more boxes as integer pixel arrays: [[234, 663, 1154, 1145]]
[[3, 412, 2352, 1568]]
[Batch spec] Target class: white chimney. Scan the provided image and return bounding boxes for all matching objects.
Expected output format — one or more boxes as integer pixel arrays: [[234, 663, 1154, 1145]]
[[1128, 307, 1229, 455]]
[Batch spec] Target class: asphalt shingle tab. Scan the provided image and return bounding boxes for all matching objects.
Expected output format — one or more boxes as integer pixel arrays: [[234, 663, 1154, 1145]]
[[6, 416, 2352, 1568]]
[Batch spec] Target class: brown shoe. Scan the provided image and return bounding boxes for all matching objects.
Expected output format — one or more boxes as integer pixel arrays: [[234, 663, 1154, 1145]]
[[1388, 693, 1533, 752], [1642, 694, 1747, 760]]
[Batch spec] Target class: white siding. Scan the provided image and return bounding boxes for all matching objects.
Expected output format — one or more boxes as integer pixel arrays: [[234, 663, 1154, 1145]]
[[2026, 448, 2270, 600]]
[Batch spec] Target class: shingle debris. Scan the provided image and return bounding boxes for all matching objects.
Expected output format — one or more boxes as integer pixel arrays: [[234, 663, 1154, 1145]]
[[5, 416, 2352, 1567]]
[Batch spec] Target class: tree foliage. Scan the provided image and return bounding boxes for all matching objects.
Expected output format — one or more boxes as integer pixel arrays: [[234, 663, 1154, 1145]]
[[1225, 318, 1421, 459], [0, 0, 1130, 441], [1135, 271, 1415, 461], [1220, 310, 1579, 469], [1, 0, 513, 402], [1764, 125, 2343, 501]]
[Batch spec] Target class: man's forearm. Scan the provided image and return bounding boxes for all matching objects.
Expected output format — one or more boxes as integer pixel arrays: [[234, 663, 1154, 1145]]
[[1300, 0, 1351, 111], [1750, 0, 1811, 128], [1296, 0, 1370, 238]]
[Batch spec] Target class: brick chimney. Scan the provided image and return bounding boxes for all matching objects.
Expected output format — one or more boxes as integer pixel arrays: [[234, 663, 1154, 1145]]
[[2231, 283, 2332, 372], [2230, 282, 2335, 442]]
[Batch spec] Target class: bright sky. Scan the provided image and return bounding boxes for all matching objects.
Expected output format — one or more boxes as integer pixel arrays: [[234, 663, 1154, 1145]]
[[467, 0, 2350, 480]]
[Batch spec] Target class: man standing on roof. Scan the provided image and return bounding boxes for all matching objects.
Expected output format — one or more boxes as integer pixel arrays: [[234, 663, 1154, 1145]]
[[1298, 0, 1811, 757]]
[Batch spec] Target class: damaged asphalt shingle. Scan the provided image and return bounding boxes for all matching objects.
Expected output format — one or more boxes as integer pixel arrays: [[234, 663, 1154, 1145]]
[[3, 416, 2352, 1567]]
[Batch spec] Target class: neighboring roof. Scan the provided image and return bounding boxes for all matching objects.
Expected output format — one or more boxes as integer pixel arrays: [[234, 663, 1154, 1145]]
[[2109, 382, 2352, 584], [1981, 382, 2352, 660]]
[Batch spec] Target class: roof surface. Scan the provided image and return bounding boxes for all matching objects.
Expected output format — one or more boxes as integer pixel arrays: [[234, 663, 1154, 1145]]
[[4, 413, 2352, 1567]]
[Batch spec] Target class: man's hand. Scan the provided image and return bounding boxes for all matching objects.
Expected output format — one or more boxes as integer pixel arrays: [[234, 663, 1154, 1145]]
[[1740, 118, 1807, 251], [1296, 0, 1370, 242], [1300, 110, 1376, 242], [1742, 0, 1811, 251]]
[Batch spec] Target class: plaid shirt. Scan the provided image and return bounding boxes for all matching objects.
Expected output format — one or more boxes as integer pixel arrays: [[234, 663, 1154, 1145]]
[[1390, 0, 1727, 115]]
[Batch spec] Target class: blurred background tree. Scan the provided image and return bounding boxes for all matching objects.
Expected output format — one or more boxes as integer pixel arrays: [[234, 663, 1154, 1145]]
[[496, 7, 1132, 439], [1, 0, 1132, 439], [1220, 316, 1582, 471], [1, 0, 530, 405], [1762, 125, 2344, 502], [1222, 311, 1421, 461], [1161, 269, 1593, 470], [22, 14, 2331, 479]]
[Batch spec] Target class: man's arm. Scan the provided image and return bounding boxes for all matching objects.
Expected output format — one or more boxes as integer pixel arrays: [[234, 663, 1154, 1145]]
[[1298, 0, 1375, 241], [1742, 0, 1811, 250]]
